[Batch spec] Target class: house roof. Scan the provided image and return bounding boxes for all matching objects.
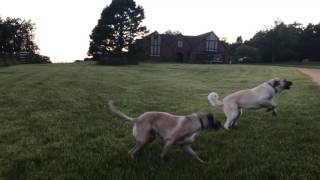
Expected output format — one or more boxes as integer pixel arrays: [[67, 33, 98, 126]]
[[142, 31, 219, 40], [139, 31, 221, 49]]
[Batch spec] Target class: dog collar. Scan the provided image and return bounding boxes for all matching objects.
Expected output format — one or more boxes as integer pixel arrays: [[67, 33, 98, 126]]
[[267, 82, 278, 93]]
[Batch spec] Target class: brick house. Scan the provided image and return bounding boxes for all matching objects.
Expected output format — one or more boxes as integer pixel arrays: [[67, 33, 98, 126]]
[[134, 31, 230, 63]]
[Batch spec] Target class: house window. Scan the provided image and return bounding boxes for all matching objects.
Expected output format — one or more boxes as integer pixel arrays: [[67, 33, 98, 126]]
[[150, 35, 161, 57], [206, 34, 218, 52], [177, 40, 183, 48]]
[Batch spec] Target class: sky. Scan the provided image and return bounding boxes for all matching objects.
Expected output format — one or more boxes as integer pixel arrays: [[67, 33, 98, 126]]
[[1, 0, 319, 63]]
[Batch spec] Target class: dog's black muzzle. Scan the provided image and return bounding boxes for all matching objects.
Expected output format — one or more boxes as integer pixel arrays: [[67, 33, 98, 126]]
[[284, 80, 293, 89], [207, 113, 221, 130]]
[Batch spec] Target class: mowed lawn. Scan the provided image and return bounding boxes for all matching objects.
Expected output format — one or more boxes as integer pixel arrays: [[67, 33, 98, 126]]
[[0, 63, 319, 180]]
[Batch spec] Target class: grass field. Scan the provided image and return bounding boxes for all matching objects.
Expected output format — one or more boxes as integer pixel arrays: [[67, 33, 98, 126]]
[[269, 61, 320, 69], [0, 63, 320, 179]]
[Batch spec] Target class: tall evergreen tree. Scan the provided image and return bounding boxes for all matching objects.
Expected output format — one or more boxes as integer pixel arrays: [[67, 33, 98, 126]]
[[88, 0, 147, 60]]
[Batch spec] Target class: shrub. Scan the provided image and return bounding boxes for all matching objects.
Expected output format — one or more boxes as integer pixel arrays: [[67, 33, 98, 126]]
[[98, 54, 138, 66]]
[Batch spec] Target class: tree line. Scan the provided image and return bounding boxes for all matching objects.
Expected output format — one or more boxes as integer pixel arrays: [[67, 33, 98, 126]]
[[0, 16, 50, 66], [89, 0, 320, 64], [2, 0, 319, 65], [225, 21, 320, 63]]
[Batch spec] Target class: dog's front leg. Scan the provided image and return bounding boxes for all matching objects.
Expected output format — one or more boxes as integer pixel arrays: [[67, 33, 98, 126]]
[[262, 100, 277, 116], [266, 106, 277, 115], [271, 108, 278, 116], [180, 145, 206, 164]]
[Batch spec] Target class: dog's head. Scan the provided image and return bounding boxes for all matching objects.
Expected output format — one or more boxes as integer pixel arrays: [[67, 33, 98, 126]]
[[205, 113, 221, 130], [267, 78, 293, 93]]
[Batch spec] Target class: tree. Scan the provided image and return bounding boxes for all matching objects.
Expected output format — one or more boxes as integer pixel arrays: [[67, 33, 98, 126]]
[[164, 30, 182, 35], [248, 21, 302, 62], [298, 23, 320, 61], [0, 16, 41, 65], [236, 36, 243, 44], [0, 17, 39, 56], [235, 45, 260, 62], [88, 0, 147, 61]]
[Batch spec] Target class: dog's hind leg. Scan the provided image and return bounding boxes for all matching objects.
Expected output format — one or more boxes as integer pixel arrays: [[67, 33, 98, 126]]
[[129, 136, 155, 159], [129, 127, 155, 159], [180, 145, 206, 163], [128, 142, 146, 159], [223, 103, 239, 130], [231, 108, 242, 127]]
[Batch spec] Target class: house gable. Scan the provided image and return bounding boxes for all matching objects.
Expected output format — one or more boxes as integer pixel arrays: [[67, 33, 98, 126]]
[[137, 31, 229, 63]]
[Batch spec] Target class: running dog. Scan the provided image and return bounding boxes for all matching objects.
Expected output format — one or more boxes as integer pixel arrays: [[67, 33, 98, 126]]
[[107, 101, 221, 163], [208, 78, 293, 130]]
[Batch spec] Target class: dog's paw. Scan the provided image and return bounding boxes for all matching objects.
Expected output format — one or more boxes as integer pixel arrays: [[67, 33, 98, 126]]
[[198, 159, 208, 164], [128, 152, 136, 159], [223, 129, 232, 133], [272, 110, 278, 116], [161, 157, 168, 164]]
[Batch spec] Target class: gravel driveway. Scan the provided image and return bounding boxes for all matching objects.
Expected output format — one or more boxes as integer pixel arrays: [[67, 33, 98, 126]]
[[299, 68, 320, 85]]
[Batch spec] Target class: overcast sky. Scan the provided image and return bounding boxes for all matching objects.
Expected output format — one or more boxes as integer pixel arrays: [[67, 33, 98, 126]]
[[1, 0, 319, 62]]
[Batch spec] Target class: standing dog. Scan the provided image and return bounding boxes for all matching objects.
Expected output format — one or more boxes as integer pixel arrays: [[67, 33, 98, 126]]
[[208, 78, 293, 130], [107, 101, 221, 163]]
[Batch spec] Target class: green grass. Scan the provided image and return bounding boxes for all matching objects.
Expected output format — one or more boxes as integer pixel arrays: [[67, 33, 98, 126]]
[[0, 63, 319, 179], [267, 61, 320, 69]]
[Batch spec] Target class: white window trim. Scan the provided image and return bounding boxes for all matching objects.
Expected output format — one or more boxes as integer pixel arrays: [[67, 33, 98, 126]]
[[177, 40, 183, 48], [206, 33, 218, 52], [150, 35, 161, 57], [206, 40, 218, 52]]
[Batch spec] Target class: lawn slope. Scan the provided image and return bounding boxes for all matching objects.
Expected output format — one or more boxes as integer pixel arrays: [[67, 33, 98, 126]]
[[0, 63, 319, 179]]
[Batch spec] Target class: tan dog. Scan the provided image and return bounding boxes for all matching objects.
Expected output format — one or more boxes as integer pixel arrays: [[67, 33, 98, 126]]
[[208, 78, 293, 130], [108, 101, 221, 163]]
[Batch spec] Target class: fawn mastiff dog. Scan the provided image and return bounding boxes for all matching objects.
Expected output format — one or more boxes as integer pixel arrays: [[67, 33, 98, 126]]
[[208, 78, 293, 130], [107, 101, 221, 163]]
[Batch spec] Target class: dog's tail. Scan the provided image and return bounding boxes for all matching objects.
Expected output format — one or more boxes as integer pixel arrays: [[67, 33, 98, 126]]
[[107, 101, 135, 122], [208, 92, 224, 108]]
